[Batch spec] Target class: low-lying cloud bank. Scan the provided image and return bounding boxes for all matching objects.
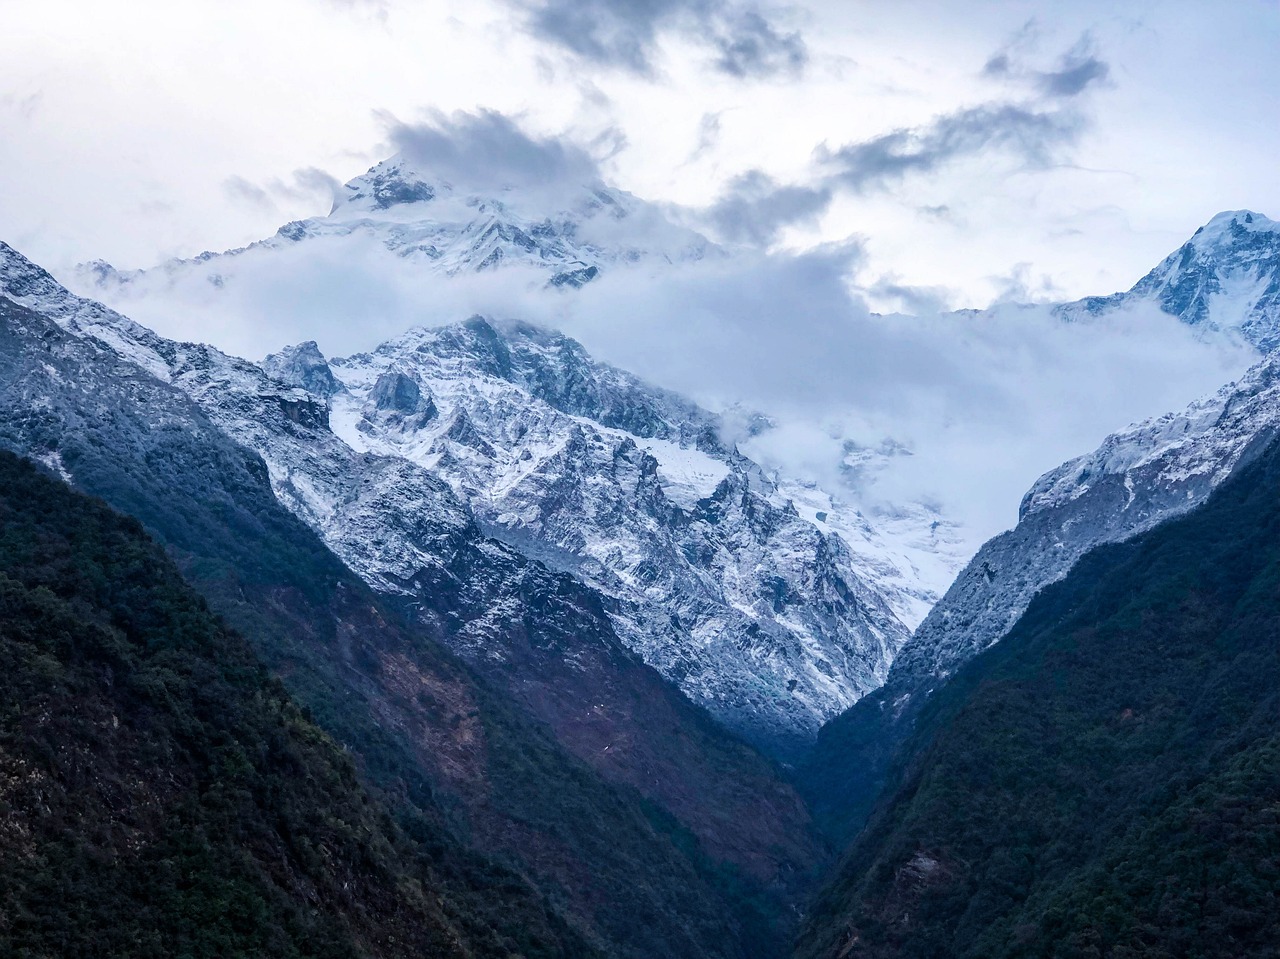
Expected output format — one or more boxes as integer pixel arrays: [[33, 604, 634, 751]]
[[76, 227, 1255, 557]]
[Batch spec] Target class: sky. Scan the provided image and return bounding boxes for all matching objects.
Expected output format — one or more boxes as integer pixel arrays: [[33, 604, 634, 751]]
[[3, 0, 1279, 309], [0, 0, 1276, 556]]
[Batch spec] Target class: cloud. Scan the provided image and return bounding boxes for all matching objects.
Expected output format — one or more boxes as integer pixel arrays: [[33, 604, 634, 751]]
[[382, 108, 605, 194], [987, 261, 1066, 305], [224, 175, 275, 211], [1036, 42, 1110, 98], [710, 8, 807, 78], [865, 274, 956, 315], [689, 111, 725, 162], [512, 0, 807, 79], [700, 170, 832, 246], [983, 29, 1112, 99], [982, 52, 1013, 78], [818, 102, 1084, 194], [90, 198, 1256, 558], [222, 168, 345, 215], [0, 91, 43, 121]]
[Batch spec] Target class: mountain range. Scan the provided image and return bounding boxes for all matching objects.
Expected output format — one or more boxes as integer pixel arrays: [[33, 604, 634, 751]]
[[5, 151, 1280, 957]]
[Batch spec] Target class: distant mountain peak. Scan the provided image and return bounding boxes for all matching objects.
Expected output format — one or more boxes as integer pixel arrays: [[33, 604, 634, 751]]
[[1061, 208, 1280, 350], [337, 156, 441, 214], [75, 155, 714, 298]]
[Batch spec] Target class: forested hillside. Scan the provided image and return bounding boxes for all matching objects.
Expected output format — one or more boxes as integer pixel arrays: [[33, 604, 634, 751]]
[[798, 434, 1280, 958], [0, 451, 596, 958]]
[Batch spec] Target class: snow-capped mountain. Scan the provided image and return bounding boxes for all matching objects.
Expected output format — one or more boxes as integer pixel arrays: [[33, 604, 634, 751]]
[[79, 155, 716, 296], [0, 247, 827, 945], [278, 317, 915, 754], [1061, 210, 1280, 349], [898, 349, 1280, 690], [0, 238, 914, 757]]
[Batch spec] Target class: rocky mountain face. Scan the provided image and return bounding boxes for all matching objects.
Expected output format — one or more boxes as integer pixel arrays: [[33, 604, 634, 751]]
[[4, 240, 915, 759], [78, 155, 715, 295], [303, 318, 910, 757], [1061, 209, 1280, 349], [0, 243, 824, 958]]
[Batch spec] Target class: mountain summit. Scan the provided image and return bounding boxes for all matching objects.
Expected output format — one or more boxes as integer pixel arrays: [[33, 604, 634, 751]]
[[79, 154, 715, 295], [1063, 209, 1280, 349]]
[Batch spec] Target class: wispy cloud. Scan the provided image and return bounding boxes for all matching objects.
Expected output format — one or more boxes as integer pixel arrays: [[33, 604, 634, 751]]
[[984, 28, 1112, 99], [818, 103, 1084, 194], [688, 111, 725, 162], [1036, 39, 1111, 98], [510, 0, 808, 79], [223, 168, 344, 215]]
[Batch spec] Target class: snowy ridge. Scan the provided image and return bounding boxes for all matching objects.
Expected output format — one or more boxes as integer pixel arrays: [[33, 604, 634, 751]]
[[306, 316, 916, 751], [1060, 210, 1280, 349], [77, 155, 716, 297], [0, 239, 916, 755], [894, 347, 1280, 696], [876, 209, 1280, 700]]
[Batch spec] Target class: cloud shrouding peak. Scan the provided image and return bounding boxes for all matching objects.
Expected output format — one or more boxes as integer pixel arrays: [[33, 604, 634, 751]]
[[512, 0, 807, 79], [381, 109, 607, 196]]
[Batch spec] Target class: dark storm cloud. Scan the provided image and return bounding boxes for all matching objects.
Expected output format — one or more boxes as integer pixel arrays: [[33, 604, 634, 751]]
[[818, 103, 1084, 194], [702, 170, 832, 246], [383, 109, 604, 192], [513, 0, 807, 79]]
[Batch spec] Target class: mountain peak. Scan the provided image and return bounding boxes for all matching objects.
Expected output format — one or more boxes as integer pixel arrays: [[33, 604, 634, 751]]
[[335, 156, 442, 215], [1061, 209, 1280, 350], [1130, 209, 1280, 344], [333, 153, 615, 220], [1192, 209, 1276, 241]]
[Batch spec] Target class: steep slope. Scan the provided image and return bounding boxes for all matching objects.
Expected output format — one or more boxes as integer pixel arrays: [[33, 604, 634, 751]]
[[0, 243, 821, 958], [13, 232, 913, 756], [1061, 209, 1280, 349], [797, 426, 1280, 959], [0, 450, 560, 959], [314, 318, 908, 756], [801, 335, 1280, 845], [79, 155, 714, 295]]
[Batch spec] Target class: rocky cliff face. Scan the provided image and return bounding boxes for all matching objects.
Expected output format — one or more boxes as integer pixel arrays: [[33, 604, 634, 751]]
[[307, 318, 910, 756], [6, 234, 916, 757]]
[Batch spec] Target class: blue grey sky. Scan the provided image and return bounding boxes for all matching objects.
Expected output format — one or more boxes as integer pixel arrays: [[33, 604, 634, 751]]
[[3, 0, 1278, 311]]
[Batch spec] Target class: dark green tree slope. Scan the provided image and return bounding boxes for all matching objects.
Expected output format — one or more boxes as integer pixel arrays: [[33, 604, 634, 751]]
[[0, 450, 594, 958], [797, 433, 1280, 958]]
